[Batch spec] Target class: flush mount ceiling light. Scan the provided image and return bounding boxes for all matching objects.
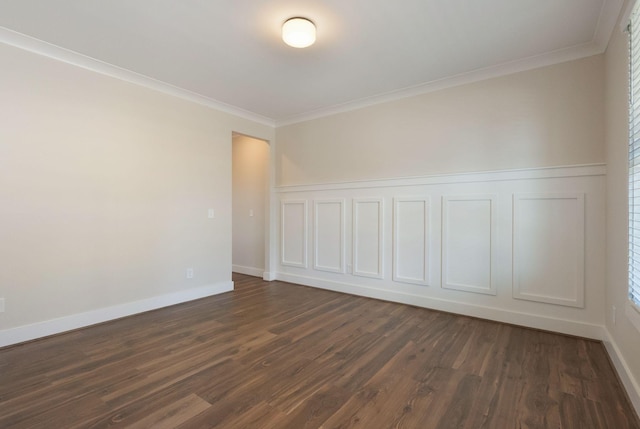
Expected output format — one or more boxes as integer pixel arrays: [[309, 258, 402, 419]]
[[282, 17, 316, 48]]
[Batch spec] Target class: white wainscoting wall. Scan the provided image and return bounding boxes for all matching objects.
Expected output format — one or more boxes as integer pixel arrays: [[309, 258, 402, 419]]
[[280, 200, 308, 268], [313, 199, 346, 273], [276, 164, 606, 339], [513, 193, 586, 308], [442, 194, 498, 296], [353, 198, 385, 279], [393, 197, 431, 286]]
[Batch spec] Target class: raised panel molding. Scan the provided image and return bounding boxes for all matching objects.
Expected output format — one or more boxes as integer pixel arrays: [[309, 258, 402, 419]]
[[314, 199, 345, 273], [270, 168, 606, 370], [353, 198, 384, 279], [393, 197, 430, 286], [513, 193, 585, 308], [442, 195, 498, 295], [280, 200, 308, 268]]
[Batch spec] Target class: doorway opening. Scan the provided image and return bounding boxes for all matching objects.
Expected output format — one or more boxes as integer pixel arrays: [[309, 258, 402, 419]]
[[231, 132, 270, 278]]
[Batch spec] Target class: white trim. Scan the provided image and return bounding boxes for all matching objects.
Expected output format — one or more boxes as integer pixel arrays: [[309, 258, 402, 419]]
[[602, 328, 640, 417], [313, 199, 346, 274], [353, 197, 385, 279], [441, 194, 498, 296], [0, 27, 275, 128], [276, 43, 602, 126], [275, 164, 606, 193], [0, 281, 233, 348], [232, 265, 264, 277], [275, 272, 603, 339], [393, 197, 431, 286], [280, 200, 309, 268], [512, 193, 586, 308], [263, 271, 276, 281]]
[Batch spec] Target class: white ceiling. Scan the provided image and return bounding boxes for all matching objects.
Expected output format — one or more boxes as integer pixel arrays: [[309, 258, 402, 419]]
[[0, 0, 624, 125]]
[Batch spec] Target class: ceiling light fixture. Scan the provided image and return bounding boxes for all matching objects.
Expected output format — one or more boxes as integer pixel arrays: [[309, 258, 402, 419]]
[[282, 17, 316, 48]]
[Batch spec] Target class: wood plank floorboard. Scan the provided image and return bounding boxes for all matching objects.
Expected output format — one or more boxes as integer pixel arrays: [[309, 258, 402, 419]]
[[0, 273, 638, 428]]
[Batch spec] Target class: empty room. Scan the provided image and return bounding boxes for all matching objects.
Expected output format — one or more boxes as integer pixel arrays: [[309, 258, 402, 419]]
[[1, 0, 640, 428]]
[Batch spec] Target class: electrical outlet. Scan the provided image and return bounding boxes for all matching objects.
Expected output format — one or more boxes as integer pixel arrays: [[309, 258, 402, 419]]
[[249, 209, 254, 217], [0, 298, 4, 313], [208, 209, 215, 219], [613, 305, 617, 325], [186, 268, 194, 279]]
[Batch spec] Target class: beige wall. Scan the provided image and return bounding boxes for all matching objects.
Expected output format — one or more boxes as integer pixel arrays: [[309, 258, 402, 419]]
[[0, 42, 273, 330], [605, 3, 640, 395], [276, 55, 605, 186], [232, 134, 269, 273]]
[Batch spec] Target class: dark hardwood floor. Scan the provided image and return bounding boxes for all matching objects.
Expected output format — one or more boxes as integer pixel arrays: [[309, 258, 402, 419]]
[[0, 273, 638, 428]]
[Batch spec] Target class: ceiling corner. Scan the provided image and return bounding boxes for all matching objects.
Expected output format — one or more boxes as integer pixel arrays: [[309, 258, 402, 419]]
[[593, 0, 626, 52]]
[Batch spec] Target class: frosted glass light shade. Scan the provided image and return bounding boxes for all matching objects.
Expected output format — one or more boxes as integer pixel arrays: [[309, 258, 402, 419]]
[[282, 18, 316, 48]]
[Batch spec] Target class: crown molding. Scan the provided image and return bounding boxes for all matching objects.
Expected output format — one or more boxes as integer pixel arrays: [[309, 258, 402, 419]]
[[275, 0, 624, 127], [0, 0, 623, 130], [275, 41, 602, 127], [0, 26, 276, 128]]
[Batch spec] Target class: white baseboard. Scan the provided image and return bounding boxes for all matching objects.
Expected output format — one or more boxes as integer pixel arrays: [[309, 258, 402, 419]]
[[263, 271, 276, 281], [602, 329, 640, 417], [232, 264, 264, 278], [276, 273, 603, 340], [0, 281, 233, 348]]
